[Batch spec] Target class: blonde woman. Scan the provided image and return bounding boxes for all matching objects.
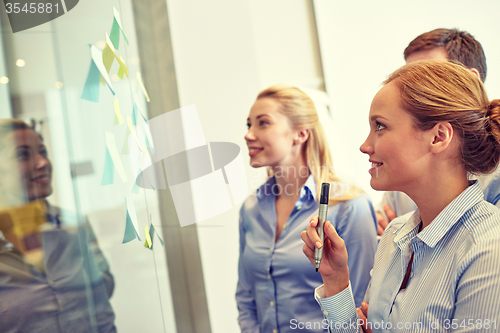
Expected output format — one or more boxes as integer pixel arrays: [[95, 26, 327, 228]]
[[236, 85, 378, 332], [303, 61, 500, 332]]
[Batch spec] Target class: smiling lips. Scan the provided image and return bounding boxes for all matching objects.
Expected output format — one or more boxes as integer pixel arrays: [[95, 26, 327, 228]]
[[32, 175, 50, 185], [369, 161, 383, 174], [248, 147, 263, 157]]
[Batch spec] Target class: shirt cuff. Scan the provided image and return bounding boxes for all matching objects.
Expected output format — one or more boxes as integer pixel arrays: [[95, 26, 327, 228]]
[[315, 283, 358, 324]]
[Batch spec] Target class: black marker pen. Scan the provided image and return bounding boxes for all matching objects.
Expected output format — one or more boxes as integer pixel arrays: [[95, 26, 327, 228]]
[[315, 183, 330, 272]]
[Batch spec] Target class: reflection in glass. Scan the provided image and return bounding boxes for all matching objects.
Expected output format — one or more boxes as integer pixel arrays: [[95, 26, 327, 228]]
[[0, 119, 116, 332]]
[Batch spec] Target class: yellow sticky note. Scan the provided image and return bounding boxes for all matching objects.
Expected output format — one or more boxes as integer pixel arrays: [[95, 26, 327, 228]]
[[136, 71, 150, 102], [105, 33, 129, 79], [115, 55, 129, 79], [102, 44, 115, 74], [144, 225, 152, 248], [114, 100, 124, 124], [117, 56, 126, 79]]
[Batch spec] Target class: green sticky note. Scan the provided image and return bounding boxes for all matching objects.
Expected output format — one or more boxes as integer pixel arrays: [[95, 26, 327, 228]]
[[101, 148, 114, 185], [122, 211, 137, 243], [81, 60, 101, 103], [121, 28, 129, 45], [113, 7, 129, 46], [109, 19, 120, 49]]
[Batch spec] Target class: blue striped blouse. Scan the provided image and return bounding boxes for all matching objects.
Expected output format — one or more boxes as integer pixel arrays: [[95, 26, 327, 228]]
[[315, 181, 500, 332]]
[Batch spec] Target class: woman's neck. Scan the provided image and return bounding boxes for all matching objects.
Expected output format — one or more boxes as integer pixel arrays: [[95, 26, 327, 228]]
[[273, 161, 310, 201], [406, 168, 469, 229]]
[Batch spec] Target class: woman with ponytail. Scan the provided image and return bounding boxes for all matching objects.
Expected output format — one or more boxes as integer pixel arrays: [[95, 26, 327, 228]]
[[236, 85, 378, 332], [303, 61, 500, 332]]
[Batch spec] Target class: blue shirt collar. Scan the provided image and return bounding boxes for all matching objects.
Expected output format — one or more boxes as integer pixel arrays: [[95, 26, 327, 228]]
[[393, 181, 484, 248], [303, 174, 318, 201], [256, 173, 317, 202]]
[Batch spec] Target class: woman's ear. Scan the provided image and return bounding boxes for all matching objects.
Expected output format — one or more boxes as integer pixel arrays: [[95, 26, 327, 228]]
[[294, 129, 310, 145], [430, 122, 454, 153]]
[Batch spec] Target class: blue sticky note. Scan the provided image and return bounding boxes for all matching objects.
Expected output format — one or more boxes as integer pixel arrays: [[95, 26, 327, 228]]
[[132, 104, 138, 126], [101, 148, 114, 185], [109, 18, 120, 49], [81, 60, 101, 103], [131, 182, 139, 194], [147, 223, 164, 250], [122, 211, 137, 243], [133, 103, 148, 122], [152, 223, 164, 246]]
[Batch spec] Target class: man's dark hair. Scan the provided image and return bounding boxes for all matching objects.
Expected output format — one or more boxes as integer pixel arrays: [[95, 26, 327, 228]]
[[404, 28, 487, 82]]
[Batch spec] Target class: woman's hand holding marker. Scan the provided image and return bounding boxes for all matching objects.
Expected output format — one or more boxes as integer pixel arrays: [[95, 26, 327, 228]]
[[301, 216, 350, 297]]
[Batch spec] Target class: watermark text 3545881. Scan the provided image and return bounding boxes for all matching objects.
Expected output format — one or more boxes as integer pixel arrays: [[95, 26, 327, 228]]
[[2, 0, 80, 32]]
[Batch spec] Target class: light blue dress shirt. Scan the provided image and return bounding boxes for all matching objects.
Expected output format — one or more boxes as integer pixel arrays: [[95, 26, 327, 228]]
[[0, 204, 116, 333], [237, 175, 378, 333], [316, 181, 500, 332]]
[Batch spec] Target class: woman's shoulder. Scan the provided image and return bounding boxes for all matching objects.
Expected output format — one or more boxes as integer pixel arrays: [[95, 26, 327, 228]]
[[240, 193, 258, 211], [239, 190, 265, 225], [463, 200, 500, 242]]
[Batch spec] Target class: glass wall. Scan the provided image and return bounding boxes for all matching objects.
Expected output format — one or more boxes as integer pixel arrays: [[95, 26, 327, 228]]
[[0, 0, 177, 331]]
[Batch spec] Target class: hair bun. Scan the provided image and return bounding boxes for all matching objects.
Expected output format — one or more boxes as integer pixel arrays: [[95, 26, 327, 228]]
[[487, 99, 500, 120], [486, 99, 500, 155]]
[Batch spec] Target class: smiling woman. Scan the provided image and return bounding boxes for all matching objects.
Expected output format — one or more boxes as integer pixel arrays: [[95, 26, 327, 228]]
[[237, 84, 378, 333], [9, 120, 53, 201], [0, 119, 116, 332], [302, 60, 500, 333]]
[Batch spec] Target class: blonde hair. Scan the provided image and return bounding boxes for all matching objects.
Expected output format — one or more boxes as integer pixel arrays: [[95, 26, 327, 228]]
[[256, 84, 362, 201], [385, 60, 500, 175]]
